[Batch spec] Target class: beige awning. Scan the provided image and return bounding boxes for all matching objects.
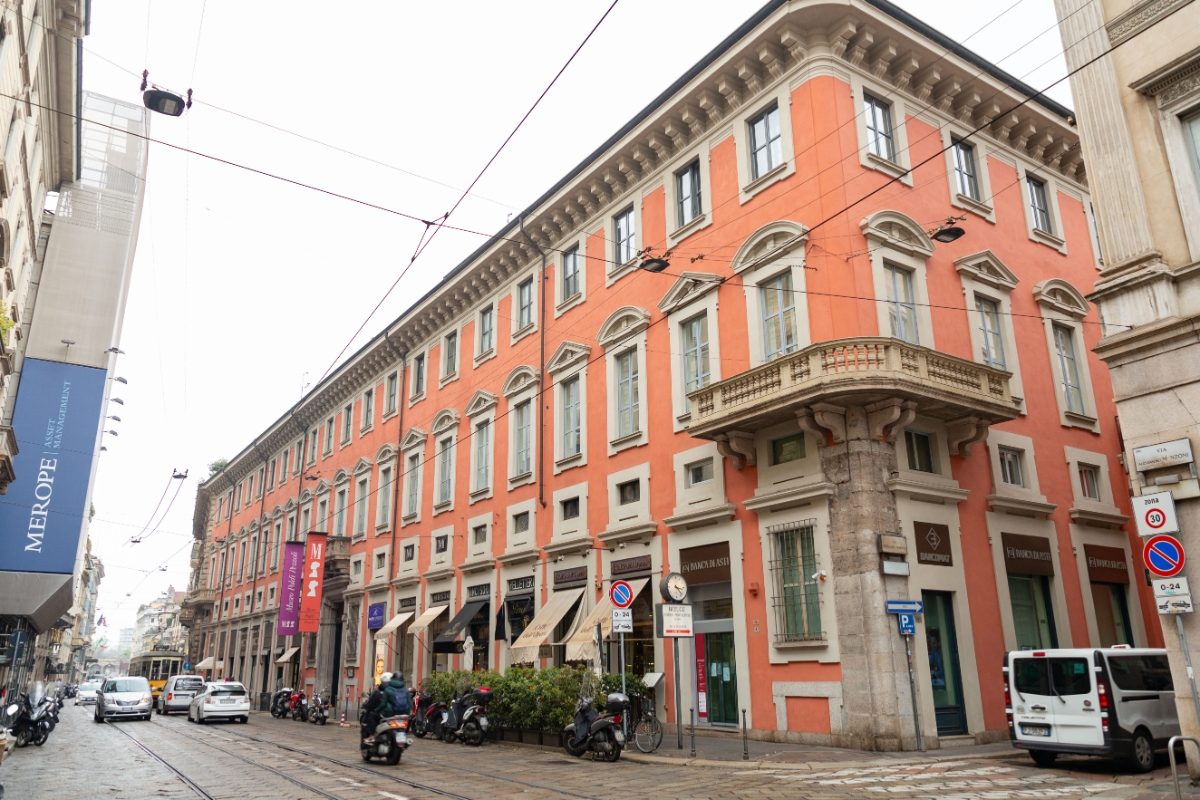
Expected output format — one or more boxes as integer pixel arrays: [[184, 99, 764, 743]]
[[564, 578, 648, 662], [407, 604, 448, 638], [374, 611, 415, 641], [194, 656, 215, 670], [274, 646, 300, 664], [508, 588, 584, 663]]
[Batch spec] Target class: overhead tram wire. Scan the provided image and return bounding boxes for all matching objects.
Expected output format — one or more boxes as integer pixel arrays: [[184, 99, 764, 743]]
[[311, 0, 623, 387], [133, 472, 190, 545], [124, 474, 174, 544]]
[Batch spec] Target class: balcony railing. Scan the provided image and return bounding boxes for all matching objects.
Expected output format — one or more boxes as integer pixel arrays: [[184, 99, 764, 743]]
[[687, 337, 1018, 438], [183, 587, 216, 609]]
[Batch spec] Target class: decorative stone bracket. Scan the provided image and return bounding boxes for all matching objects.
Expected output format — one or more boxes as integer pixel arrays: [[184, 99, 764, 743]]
[[715, 431, 757, 469], [867, 399, 917, 443], [796, 403, 847, 446], [946, 416, 990, 456]]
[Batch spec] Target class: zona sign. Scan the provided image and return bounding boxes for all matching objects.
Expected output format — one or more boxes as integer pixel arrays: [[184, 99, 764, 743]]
[[610, 579, 635, 609], [1143, 534, 1186, 579]]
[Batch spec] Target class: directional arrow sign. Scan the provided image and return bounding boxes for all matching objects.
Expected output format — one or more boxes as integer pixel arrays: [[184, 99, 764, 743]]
[[884, 599, 924, 614], [1144, 534, 1186, 579]]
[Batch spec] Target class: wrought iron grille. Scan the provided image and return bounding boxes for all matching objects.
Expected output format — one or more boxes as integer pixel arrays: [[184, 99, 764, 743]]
[[766, 520, 824, 644]]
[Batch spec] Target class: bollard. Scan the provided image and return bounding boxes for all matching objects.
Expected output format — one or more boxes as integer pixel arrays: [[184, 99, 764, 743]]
[[742, 708, 749, 761], [689, 707, 696, 758]]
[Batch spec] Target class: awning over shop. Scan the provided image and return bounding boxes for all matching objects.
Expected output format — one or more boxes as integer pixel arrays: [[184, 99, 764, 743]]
[[0, 572, 74, 634], [373, 611, 415, 641], [564, 578, 648, 662], [407, 604, 448, 638], [274, 646, 299, 665], [433, 600, 488, 654], [194, 656, 215, 670], [508, 588, 584, 663]]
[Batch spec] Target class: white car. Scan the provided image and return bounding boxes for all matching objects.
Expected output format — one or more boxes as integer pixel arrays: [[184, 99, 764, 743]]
[[75, 681, 102, 706], [187, 681, 250, 724]]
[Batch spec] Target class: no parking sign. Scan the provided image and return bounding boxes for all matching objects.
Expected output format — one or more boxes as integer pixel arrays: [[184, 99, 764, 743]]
[[1144, 535, 1186, 579]]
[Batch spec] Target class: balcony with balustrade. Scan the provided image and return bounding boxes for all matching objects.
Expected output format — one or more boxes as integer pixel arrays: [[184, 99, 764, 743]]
[[686, 337, 1020, 457]]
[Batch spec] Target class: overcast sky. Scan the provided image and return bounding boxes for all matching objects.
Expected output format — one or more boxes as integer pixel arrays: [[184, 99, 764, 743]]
[[80, 0, 1072, 636]]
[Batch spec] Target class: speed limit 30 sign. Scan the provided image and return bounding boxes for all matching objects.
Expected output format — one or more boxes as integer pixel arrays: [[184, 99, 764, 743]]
[[1132, 491, 1179, 537]]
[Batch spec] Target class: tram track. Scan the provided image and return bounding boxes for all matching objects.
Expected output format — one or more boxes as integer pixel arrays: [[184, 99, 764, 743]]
[[148, 716, 599, 800], [103, 720, 216, 800]]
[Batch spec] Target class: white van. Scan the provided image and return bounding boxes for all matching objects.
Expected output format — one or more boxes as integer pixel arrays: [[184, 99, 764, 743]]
[[1004, 647, 1178, 772]]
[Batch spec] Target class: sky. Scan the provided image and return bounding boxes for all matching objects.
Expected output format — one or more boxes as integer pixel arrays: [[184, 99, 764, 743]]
[[79, 0, 1073, 635]]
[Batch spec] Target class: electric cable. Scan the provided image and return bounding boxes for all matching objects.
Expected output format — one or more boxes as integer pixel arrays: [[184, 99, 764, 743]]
[[124, 474, 174, 544]]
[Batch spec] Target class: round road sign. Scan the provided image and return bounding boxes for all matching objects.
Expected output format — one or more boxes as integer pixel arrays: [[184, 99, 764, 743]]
[[1145, 507, 1169, 531], [1144, 534, 1186, 579], [609, 579, 635, 609]]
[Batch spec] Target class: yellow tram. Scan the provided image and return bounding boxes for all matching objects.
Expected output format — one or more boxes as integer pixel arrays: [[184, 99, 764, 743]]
[[128, 650, 184, 699]]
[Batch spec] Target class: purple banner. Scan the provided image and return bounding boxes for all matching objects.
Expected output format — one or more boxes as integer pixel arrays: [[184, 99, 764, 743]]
[[277, 541, 305, 635]]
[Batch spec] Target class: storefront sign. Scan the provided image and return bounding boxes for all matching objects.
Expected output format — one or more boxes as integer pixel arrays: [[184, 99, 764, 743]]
[[611, 554, 652, 576], [655, 603, 694, 638], [1002, 532, 1054, 577], [367, 602, 387, 630], [553, 566, 588, 588], [297, 532, 328, 633], [398, 596, 416, 609], [1133, 438, 1194, 472], [915, 522, 953, 567], [277, 541, 305, 635], [1082, 544, 1128, 584], [430, 590, 451, 604], [680, 542, 731, 585], [695, 632, 708, 719], [467, 583, 491, 599], [507, 576, 535, 594]]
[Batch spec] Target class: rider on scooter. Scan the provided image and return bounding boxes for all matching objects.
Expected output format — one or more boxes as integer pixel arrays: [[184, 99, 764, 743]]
[[361, 672, 410, 743]]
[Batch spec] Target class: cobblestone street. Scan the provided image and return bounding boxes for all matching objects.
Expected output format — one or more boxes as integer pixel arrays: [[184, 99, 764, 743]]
[[2, 705, 1193, 799]]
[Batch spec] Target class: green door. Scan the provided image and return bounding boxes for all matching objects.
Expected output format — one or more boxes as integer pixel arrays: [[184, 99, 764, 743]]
[[705, 632, 738, 724], [922, 591, 966, 736]]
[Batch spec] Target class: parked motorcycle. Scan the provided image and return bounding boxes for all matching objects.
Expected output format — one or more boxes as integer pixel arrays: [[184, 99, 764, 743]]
[[360, 714, 410, 765], [289, 691, 309, 721], [439, 687, 490, 746], [7, 695, 37, 748], [408, 689, 444, 739], [562, 691, 628, 762], [307, 689, 330, 725], [269, 687, 293, 719]]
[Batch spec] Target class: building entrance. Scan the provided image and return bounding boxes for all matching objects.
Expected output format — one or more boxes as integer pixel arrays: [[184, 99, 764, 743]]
[[921, 590, 966, 735]]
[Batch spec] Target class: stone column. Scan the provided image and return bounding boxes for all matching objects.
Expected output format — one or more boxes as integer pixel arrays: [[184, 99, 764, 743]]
[[805, 402, 919, 750]]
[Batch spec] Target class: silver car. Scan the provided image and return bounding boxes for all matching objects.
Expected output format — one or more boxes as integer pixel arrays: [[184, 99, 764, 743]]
[[75, 680, 102, 706], [94, 676, 153, 722]]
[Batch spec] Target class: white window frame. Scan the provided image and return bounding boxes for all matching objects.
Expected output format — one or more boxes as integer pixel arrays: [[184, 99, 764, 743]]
[[505, 498, 536, 554], [401, 445, 424, 524], [614, 347, 640, 440], [512, 274, 536, 340], [503, 367, 539, 488], [851, 76, 912, 185], [863, 211, 935, 349], [660, 273, 723, 431], [1064, 446, 1122, 520], [986, 429, 1051, 512], [600, 308, 650, 454], [551, 481, 589, 543], [384, 371, 399, 417], [733, 83, 795, 202], [467, 512, 491, 561], [956, 251, 1025, 407], [941, 128, 995, 220], [1034, 279, 1098, 430], [361, 388, 374, 432], [748, 105, 782, 179], [613, 205, 637, 268], [410, 351, 427, 402], [604, 462, 651, 533], [333, 484, 348, 536], [511, 400, 533, 479], [1154, 80, 1200, 260], [466, 390, 497, 502], [732, 222, 811, 367], [376, 462, 394, 531], [435, 434, 455, 511], [548, 340, 590, 473], [559, 374, 583, 464], [475, 303, 496, 364], [555, 240, 586, 315], [353, 473, 370, 538], [371, 546, 389, 584], [1017, 164, 1067, 252], [441, 328, 459, 384], [341, 403, 353, 444], [663, 148, 713, 247]]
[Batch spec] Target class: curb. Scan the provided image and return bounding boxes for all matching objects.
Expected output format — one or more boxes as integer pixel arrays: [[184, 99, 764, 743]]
[[622, 746, 1020, 771]]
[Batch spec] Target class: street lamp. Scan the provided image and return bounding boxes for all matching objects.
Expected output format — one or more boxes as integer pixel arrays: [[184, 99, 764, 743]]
[[930, 217, 966, 244], [141, 71, 192, 117]]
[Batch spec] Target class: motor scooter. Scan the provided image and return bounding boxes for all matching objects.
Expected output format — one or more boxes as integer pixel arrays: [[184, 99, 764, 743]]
[[269, 687, 293, 719], [439, 687, 490, 746], [289, 691, 309, 721], [307, 689, 330, 725], [360, 714, 410, 765], [562, 691, 628, 762], [408, 689, 442, 738]]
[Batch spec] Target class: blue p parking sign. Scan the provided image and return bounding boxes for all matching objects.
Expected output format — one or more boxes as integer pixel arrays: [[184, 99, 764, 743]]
[[897, 613, 916, 636]]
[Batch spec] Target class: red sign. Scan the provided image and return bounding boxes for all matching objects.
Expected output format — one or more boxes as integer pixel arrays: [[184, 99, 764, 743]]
[[695, 632, 707, 720], [609, 580, 635, 609], [1143, 535, 1186, 579], [298, 532, 328, 633]]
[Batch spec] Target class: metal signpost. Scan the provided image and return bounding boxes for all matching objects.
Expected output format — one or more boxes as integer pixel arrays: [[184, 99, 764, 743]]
[[1145, 534, 1200, 746], [656, 602, 694, 749], [885, 600, 924, 751], [610, 580, 635, 714]]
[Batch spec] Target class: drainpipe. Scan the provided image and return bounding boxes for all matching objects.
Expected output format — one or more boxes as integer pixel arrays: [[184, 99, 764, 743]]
[[386, 340, 408, 675], [520, 217, 548, 509], [246, 444, 269, 695]]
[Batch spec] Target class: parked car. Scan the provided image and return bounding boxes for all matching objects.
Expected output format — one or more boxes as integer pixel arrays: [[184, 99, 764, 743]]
[[1005, 646, 1179, 772], [158, 675, 205, 716], [94, 676, 153, 723], [75, 681, 102, 706], [187, 682, 250, 724]]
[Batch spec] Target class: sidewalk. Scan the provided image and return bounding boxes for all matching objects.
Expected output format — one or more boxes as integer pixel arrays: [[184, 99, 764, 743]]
[[620, 726, 1019, 770]]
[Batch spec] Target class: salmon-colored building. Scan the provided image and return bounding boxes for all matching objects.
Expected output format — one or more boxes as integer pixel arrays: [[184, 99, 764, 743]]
[[182, 0, 1159, 750]]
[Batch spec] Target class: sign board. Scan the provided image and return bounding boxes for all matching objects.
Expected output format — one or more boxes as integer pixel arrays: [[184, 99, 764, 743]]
[[1157, 594, 1194, 615], [1144, 535, 1186, 578], [610, 580, 635, 609], [897, 612, 916, 636], [1083, 544, 1130, 585], [885, 599, 924, 614], [915, 522, 953, 567], [1133, 439, 1195, 472], [1153, 577, 1191, 598], [1132, 492, 1180, 536], [680, 541, 731, 585], [655, 603, 694, 638], [367, 602, 387, 631], [183, 662, 191, 671], [612, 608, 633, 634]]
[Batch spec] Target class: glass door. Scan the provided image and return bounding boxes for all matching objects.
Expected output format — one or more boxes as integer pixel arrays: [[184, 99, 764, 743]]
[[1008, 575, 1058, 649], [704, 632, 738, 724], [922, 591, 966, 736]]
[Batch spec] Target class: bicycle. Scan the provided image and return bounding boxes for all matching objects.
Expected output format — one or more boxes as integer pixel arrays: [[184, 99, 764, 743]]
[[632, 692, 663, 753]]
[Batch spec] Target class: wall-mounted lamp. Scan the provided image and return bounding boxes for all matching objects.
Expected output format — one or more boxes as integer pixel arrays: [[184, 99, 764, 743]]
[[106, 415, 122, 423], [748, 581, 760, 597], [930, 217, 966, 244], [112, 376, 128, 384], [60, 339, 75, 349], [105, 430, 119, 437]]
